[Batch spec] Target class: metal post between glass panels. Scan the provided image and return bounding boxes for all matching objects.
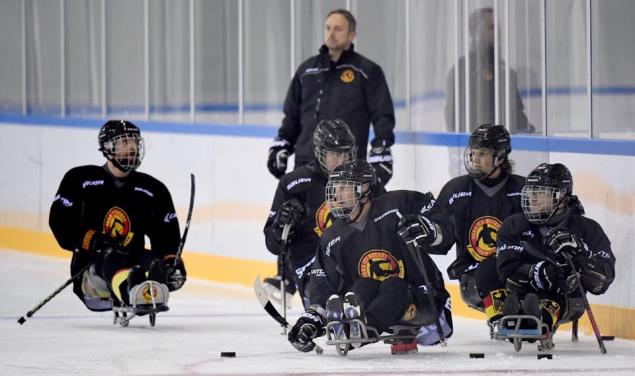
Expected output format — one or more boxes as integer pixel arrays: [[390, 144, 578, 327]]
[[101, 0, 107, 118], [454, 0, 460, 133], [60, 0, 66, 118], [190, 0, 196, 122], [494, 0, 500, 125], [540, 0, 547, 136], [238, 0, 244, 124], [586, 0, 593, 138], [504, 0, 510, 129], [144, 0, 149, 120], [22, 0, 26, 115]]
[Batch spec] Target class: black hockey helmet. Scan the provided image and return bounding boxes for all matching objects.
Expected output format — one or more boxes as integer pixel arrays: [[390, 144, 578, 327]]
[[98, 120, 145, 172], [313, 119, 357, 173], [325, 160, 376, 219], [464, 124, 511, 179], [521, 163, 573, 224]]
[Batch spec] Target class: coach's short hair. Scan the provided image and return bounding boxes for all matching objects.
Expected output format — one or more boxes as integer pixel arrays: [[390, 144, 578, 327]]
[[326, 9, 357, 33]]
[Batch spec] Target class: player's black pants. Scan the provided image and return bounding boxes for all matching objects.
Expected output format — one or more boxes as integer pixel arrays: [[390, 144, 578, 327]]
[[350, 277, 410, 333], [459, 257, 505, 309], [95, 249, 156, 305]]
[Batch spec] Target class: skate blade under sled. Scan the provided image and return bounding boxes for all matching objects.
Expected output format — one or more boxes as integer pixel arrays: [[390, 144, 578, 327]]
[[492, 314, 554, 352], [325, 319, 419, 356], [113, 280, 170, 327]]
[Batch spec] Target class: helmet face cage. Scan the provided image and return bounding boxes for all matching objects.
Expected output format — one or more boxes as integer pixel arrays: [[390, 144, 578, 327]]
[[464, 124, 510, 179], [315, 146, 357, 173], [463, 146, 501, 179], [521, 184, 566, 224], [101, 132, 145, 172], [325, 179, 363, 218]]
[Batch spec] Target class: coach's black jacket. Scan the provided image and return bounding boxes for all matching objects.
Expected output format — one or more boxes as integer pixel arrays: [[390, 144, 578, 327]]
[[277, 44, 395, 165]]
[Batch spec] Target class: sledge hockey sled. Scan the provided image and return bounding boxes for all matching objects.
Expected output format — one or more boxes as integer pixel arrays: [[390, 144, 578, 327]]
[[492, 314, 554, 352], [112, 280, 169, 327], [325, 318, 420, 356]]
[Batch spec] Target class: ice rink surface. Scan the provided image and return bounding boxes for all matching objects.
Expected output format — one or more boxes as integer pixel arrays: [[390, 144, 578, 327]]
[[2, 249, 634, 376]]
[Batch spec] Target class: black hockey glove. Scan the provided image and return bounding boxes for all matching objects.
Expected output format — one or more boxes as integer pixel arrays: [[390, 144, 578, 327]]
[[81, 230, 123, 256], [545, 230, 592, 260], [368, 140, 393, 186], [267, 138, 291, 179], [164, 256, 187, 291], [273, 199, 306, 242], [528, 261, 577, 295], [288, 308, 326, 353], [397, 214, 437, 246]]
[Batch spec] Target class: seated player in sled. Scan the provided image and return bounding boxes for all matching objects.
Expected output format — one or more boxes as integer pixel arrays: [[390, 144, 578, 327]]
[[49, 120, 186, 324], [418, 124, 526, 330], [263, 119, 359, 308], [496, 163, 615, 345], [287, 160, 453, 355]]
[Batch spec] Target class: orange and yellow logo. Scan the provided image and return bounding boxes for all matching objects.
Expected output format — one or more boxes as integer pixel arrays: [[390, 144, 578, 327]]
[[313, 202, 333, 237], [340, 69, 355, 83], [142, 284, 158, 303], [358, 250, 404, 281], [466, 216, 502, 262], [103, 207, 134, 246]]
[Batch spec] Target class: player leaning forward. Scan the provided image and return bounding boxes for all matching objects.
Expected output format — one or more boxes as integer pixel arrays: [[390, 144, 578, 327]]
[[49, 120, 186, 321], [496, 163, 615, 334], [288, 160, 453, 353]]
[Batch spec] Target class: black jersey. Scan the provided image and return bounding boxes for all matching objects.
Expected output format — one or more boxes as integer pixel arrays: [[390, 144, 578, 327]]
[[49, 165, 181, 263], [427, 173, 525, 280], [305, 190, 447, 308], [264, 161, 332, 269], [497, 211, 616, 295], [264, 160, 386, 271]]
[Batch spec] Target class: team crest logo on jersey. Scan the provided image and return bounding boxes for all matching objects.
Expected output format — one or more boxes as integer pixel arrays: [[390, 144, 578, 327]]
[[103, 207, 134, 246], [314, 202, 334, 237], [359, 250, 404, 281], [466, 216, 502, 262], [340, 69, 355, 83], [142, 283, 158, 303]]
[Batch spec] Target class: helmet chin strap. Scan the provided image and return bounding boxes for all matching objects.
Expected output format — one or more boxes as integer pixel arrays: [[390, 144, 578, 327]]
[[346, 195, 370, 223], [480, 153, 505, 180], [105, 157, 132, 177]]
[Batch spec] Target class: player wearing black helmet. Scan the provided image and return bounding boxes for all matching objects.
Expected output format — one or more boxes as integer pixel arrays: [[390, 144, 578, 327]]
[[288, 160, 453, 354], [497, 163, 615, 334], [400, 124, 526, 329], [49, 120, 186, 323], [263, 119, 366, 307]]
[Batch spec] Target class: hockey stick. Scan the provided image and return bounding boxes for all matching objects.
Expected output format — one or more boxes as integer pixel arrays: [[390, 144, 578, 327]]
[[279, 223, 291, 334], [254, 277, 324, 354], [18, 262, 93, 325], [395, 211, 447, 347], [521, 241, 607, 354], [174, 173, 195, 267]]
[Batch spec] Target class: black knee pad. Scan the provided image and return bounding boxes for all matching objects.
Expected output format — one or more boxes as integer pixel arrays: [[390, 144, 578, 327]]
[[559, 295, 585, 324], [378, 276, 409, 295], [459, 273, 482, 309], [351, 277, 381, 307], [127, 264, 146, 287]]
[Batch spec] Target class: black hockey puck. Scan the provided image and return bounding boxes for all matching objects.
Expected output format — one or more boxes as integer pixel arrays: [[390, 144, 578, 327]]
[[601, 335, 615, 341], [469, 353, 485, 359], [537, 354, 552, 360], [220, 352, 236, 358]]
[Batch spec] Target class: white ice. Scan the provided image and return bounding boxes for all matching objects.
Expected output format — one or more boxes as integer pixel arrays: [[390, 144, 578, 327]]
[[2, 249, 634, 376]]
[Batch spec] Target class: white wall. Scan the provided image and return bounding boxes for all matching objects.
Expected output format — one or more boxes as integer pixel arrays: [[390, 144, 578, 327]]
[[1, 120, 632, 309]]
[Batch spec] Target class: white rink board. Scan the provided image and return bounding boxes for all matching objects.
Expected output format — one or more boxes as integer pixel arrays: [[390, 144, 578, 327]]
[[0, 121, 633, 311]]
